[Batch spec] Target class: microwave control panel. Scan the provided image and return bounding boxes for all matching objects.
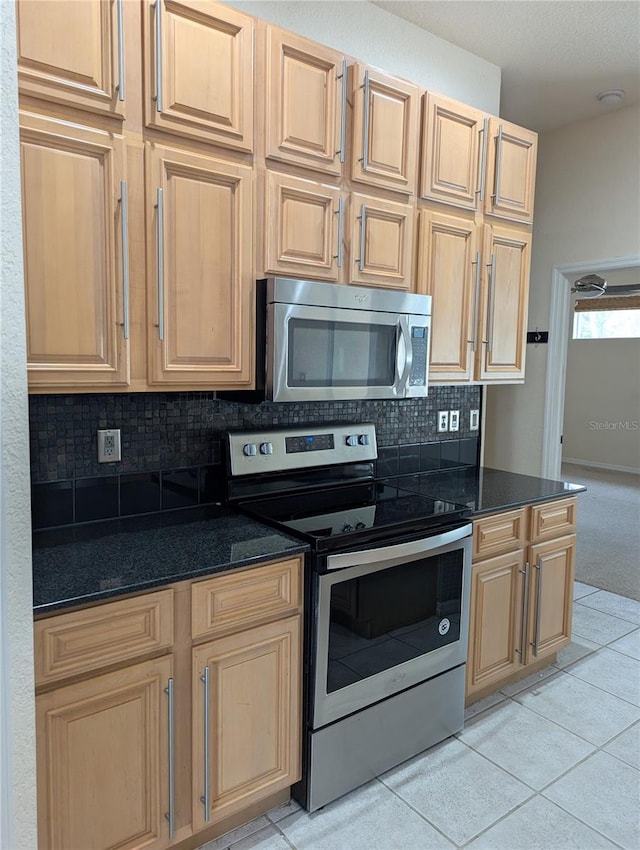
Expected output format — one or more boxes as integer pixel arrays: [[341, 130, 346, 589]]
[[409, 326, 429, 386]]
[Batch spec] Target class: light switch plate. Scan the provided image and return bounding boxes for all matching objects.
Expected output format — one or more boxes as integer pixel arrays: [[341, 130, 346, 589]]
[[449, 410, 460, 432], [470, 409, 480, 431], [97, 429, 121, 463], [437, 411, 449, 433]]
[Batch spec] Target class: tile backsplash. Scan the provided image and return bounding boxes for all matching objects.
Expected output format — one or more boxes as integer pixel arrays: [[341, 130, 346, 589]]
[[29, 387, 482, 528]]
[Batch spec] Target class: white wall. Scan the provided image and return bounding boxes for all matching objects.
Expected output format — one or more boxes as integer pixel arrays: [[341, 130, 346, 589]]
[[226, 1, 501, 113], [0, 1, 37, 846], [484, 105, 640, 476]]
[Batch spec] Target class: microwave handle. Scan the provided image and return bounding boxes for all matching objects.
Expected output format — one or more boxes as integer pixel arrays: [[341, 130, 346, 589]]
[[396, 316, 413, 395]]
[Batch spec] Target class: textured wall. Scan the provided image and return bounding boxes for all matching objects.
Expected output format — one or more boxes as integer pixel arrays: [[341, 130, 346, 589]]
[[0, 0, 38, 845]]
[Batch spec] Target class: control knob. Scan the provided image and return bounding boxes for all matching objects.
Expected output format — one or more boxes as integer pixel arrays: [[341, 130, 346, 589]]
[[242, 443, 257, 457], [342, 523, 355, 532], [355, 522, 366, 529], [358, 434, 370, 446], [259, 442, 273, 455], [345, 435, 358, 447]]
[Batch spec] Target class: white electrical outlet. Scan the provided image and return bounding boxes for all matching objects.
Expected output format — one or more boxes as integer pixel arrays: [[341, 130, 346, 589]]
[[437, 411, 449, 433], [449, 410, 460, 432], [97, 429, 121, 463], [470, 409, 480, 431]]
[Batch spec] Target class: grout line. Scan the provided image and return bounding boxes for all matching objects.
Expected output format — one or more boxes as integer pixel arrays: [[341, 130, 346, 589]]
[[574, 598, 640, 628]]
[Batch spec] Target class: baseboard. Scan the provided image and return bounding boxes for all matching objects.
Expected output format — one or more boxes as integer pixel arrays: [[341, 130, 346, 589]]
[[562, 457, 640, 475]]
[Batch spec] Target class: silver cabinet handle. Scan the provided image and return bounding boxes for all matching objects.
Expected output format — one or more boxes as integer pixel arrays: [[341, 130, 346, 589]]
[[154, 0, 163, 112], [164, 678, 175, 839], [469, 250, 481, 352], [199, 666, 210, 822], [531, 558, 543, 656], [492, 124, 503, 205], [333, 197, 344, 269], [356, 204, 367, 270], [116, 0, 125, 101], [517, 561, 530, 659], [358, 70, 370, 172], [119, 181, 130, 340], [477, 117, 488, 202], [337, 59, 347, 163], [486, 254, 496, 353], [154, 188, 165, 340]]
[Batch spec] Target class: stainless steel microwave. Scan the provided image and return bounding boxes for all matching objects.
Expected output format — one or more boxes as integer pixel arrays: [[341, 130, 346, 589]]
[[254, 278, 432, 403]]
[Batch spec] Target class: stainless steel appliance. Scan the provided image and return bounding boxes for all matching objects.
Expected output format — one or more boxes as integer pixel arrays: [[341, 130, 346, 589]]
[[253, 278, 431, 403], [226, 424, 472, 812]]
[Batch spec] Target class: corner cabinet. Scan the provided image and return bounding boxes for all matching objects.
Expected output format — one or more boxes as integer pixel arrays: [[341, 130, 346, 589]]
[[145, 143, 254, 387], [466, 499, 576, 701]]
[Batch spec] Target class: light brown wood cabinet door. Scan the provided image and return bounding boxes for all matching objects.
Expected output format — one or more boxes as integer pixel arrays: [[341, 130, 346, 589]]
[[144, 0, 254, 151], [350, 193, 414, 289], [420, 93, 486, 210], [16, 0, 125, 118], [351, 63, 419, 194], [466, 550, 526, 698], [36, 656, 172, 850], [417, 208, 478, 382], [484, 118, 537, 223], [526, 535, 575, 664], [264, 172, 343, 282], [192, 616, 301, 831], [266, 28, 345, 175], [477, 223, 531, 382], [146, 143, 253, 387], [20, 112, 129, 390]]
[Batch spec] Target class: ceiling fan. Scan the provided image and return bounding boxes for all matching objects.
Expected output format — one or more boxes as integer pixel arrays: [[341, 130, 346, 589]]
[[571, 273, 640, 297]]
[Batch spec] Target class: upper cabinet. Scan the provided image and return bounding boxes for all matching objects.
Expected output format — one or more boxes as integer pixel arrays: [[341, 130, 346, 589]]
[[16, 0, 126, 119], [351, 63, 419, 194], [420, 93, 485, 210], [20, 111, 130, 389], [350, 193, 415, 290], [265, 28, 346, 175], [484, 118, 537, 223], [144, 0, 254, 151]]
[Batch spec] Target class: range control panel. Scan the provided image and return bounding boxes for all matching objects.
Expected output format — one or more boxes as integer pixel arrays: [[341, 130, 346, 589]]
[[228, 424, 377, 477]]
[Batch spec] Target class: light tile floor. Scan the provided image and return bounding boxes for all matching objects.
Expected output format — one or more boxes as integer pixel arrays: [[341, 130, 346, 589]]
[[199, 583, 640, 850]]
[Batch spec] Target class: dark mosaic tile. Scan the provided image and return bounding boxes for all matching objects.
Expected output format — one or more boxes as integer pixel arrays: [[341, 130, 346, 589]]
[[32, 481, 73, 529], [120, 472, 161, 516], [161, 468, 199, 510], [75, 476, 119, 523]]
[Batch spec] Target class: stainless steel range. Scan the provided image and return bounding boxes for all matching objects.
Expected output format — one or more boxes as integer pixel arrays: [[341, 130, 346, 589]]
[[226, 424, 472, 812]]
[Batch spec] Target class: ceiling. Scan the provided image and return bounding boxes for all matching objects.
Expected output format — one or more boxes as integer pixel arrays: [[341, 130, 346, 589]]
[[372, 1, 640, 132]]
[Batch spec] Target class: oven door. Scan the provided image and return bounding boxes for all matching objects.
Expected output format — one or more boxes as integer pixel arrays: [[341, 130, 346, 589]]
[[312, 523, 472, 729], [268, 302, 429, 402]]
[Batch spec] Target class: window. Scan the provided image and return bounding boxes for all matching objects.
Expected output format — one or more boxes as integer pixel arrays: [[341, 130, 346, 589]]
[[573, 296, 640, 340]]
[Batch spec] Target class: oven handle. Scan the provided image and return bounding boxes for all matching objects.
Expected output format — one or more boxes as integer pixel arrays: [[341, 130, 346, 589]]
[[325, 523, 472, 571]]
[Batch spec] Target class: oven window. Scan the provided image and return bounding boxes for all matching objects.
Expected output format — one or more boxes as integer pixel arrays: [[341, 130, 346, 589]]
[[327, 551, 463, 693], [287, 319, 396, 387]]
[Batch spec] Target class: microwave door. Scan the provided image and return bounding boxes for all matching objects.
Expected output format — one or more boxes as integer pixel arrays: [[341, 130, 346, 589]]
[[269, 303, 405, 402]]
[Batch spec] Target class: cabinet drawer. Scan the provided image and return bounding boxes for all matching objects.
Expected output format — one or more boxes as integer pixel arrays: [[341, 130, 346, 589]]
[[34, 589, 174, 686], [192, 557, 303, 640], [473, 509, 526, 560], [530, 498, 577, 543]]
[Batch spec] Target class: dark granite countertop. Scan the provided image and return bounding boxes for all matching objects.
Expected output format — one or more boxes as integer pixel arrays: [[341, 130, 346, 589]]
[[389, 466, 586, 516], [32, 506, 308, 615]]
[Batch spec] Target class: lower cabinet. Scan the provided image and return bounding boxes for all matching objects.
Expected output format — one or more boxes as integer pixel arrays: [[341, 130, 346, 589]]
[[34, 556, 303, 850], [466, 499, 576, 701]]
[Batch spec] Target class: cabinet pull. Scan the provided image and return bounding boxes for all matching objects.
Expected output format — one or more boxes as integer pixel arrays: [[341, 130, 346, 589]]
[[491, 124, 503, 206], [531, 558, 543, 656], [155, 188, 165, 341], [164, 678, 175, 839], [116, 0, 125, 101], [333, 197, 344, 269], [199, 666, 210, 822], [119, 181, 130, 340], [153, 0, 163, 112], [476, 117, 488, 202], [469, 250, 481, 352], [358, 70, 370, 172], [486, 254, 496, 353], [337, 59, 347, 164], [517, 561, 529, 659], [356, 204, 367, 270]]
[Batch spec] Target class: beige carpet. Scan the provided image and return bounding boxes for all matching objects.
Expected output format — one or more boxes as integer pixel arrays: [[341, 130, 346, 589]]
[[562, 462, 640, 601]]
